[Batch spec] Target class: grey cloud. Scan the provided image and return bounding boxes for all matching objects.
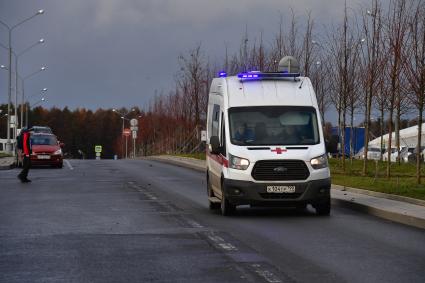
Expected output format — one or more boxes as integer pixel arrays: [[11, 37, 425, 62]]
[[0, 0, 378, 121]]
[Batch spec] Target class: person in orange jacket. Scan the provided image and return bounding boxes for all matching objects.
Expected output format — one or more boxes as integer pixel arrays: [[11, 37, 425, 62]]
[[18, 127, 32, 183]]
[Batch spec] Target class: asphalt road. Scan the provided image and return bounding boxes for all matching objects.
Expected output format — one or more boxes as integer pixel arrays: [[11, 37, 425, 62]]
[[1, 159, 424, 283]]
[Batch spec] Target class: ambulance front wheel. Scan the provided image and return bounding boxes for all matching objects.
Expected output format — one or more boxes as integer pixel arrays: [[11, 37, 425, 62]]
[[314, 198, 331, 216], [207, 174, 220, 210], [220, 179, 236, 216]]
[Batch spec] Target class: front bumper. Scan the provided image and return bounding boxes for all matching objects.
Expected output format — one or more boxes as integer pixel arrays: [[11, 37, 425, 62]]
[[223, 178, 331, 206], [30, 155, 63, 166]]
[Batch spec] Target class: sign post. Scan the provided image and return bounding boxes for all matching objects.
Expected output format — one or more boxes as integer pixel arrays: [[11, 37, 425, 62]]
[[123, 128, 131, 158], [201, 130, 207, 142], [95, 145, 102, 160], [130, 119, 138, 158]]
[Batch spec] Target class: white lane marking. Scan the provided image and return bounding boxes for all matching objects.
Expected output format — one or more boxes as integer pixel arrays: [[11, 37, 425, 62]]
[[185, 219, 204, 228], [145, 192, 158, 200], [64, 159, 74, 170], [207, 233, 238, 251], [251, 264, 282, 283], [127, 182, 158, 200]]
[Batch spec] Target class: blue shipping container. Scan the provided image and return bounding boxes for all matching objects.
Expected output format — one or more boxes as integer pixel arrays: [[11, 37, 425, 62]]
[[331, 127, 365, 156]]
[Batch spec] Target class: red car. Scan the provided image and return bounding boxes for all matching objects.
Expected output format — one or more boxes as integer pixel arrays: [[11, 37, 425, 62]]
[[17, 133, 64, 168]]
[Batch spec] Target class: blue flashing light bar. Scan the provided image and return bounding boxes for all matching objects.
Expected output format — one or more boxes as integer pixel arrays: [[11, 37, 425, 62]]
[[237, 71, 300, 80], [218, 71, 227, 77]]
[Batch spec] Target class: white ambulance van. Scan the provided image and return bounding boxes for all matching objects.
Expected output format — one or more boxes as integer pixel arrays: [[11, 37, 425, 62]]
[[206, 57, 331, 216]]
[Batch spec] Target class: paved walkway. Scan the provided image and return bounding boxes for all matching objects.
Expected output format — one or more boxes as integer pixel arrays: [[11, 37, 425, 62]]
[[148, 155, 425, 229]]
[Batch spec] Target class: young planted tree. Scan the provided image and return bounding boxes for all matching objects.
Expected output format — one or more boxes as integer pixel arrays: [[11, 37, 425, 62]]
[[360, 0, 383, 175], [373, 54, 390, 158], [384, 0, 410, 178], [404, 1, 425, 184], [311, 55, 331, 123], [327, 4, 360, 171]]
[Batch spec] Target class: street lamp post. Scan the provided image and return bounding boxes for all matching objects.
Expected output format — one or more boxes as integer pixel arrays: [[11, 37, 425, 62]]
[[13, 38, 45, 140], [20, 67, 47, 127], [0, 9, 45, 153], [26, 88, 47, 128], [26, 97, 46, 127], [112, 108, 135, 159]]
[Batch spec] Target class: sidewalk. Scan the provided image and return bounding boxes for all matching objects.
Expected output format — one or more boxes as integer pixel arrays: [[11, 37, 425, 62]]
[[0, 156, 15, 170], [148, 155, 425, 230]]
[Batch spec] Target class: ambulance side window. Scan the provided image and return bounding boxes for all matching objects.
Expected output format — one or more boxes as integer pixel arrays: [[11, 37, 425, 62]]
[[211, 104, 220, 137], [220, 112, 226, 155]]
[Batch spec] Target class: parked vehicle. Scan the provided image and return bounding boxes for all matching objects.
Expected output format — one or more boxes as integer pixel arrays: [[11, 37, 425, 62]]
[[31, 126, 53, 134], [382, 147, 413, 162], [400, 147, 415, 163], [354, 147, 382, 160], [206, 57, 330, 216], [382, 148, 397, 162], [407, 146, 425, 163], [17, 133, 63, 168]]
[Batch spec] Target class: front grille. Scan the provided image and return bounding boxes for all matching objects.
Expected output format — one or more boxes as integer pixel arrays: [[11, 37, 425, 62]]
[[260, 193, 302, 199], [251, 160, 310, 181]]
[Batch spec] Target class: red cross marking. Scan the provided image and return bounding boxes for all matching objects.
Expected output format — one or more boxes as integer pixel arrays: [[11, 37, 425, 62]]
[[271, 147, 287, 154]]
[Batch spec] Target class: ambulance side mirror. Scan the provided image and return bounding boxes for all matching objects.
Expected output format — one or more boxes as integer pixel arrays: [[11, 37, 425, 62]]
[[209, 136, 220, 155]]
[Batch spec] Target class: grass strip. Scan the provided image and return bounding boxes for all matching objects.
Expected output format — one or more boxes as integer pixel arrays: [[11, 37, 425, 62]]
[[169, 154, 425, 200]]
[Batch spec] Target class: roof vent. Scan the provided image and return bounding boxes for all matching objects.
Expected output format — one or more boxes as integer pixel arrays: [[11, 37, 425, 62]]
[[278, 56, 300, 73]]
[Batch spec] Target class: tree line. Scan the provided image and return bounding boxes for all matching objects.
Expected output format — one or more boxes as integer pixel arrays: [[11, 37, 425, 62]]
[[0, 104, 142, 159]]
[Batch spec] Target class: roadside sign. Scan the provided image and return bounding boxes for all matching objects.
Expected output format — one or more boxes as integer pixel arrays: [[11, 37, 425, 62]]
[[95, 152, 101, 157], [123, 128, 131, 136], [130, 118, 138, 126], [10, 115, 16, 125], [130, 126, 138, 131], [95, 145, 102, 153], [201, 130, 207, 142], [132, 131, 137, 139]]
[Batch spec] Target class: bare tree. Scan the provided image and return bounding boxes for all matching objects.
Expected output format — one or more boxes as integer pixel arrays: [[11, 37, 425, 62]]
[[311, 57, 331, 123], [359, 0, 383, 175], [404, 0, 425, 184], [301, 12, 315, 77], [326, 4, 359, 171], [384, 0, 410, 178]]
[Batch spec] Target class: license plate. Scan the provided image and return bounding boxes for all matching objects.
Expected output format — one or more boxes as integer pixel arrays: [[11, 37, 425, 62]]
[[37, 155, 50, 159], [266, 185, 296, 193]]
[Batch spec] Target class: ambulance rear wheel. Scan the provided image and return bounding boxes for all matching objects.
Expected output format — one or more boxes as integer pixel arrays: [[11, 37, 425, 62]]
[[220, 180, 235, 216]]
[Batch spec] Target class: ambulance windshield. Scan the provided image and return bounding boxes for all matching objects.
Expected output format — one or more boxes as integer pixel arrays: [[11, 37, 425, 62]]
[[229, 106, 320, 146]]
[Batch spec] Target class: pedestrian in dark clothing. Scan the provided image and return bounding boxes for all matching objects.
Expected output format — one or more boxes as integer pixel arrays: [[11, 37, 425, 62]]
[[18, 128, 32, 183]]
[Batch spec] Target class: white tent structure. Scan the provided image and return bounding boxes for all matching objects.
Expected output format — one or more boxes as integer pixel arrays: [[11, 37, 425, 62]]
[[368, 123, 425, 149]]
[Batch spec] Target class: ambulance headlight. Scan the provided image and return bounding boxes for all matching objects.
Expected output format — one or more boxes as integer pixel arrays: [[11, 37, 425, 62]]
[[310, 154, 328, 169], [229, 154, 250, 170]]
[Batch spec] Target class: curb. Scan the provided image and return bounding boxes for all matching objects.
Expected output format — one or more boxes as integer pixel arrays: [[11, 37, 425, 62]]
[[147, 156, 205, 173], [332, 184, 425, 207], [148, 155, 425, 229], [0, 157, 15, 170], [331, 198, 425, 229]]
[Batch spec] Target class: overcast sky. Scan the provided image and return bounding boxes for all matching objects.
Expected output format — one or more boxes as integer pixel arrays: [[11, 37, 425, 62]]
[[0, 0, 373, 120]]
